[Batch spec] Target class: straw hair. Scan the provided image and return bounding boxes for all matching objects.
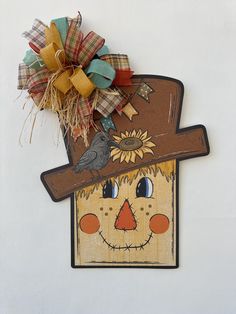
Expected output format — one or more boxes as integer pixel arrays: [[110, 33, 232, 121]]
[[77, 160, 176, 200]]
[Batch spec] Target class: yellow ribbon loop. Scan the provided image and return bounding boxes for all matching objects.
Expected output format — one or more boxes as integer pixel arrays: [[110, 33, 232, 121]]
[[40, 21, 65, 72], [39, 22, 96, 98], [70, 67, 96, 98], [53, 69, 73, 94], [40, 43, 65, 72], [45, 22, 64, 50]]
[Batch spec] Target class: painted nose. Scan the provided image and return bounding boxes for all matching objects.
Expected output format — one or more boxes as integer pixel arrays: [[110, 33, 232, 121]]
[[115, 199, 137, 231]]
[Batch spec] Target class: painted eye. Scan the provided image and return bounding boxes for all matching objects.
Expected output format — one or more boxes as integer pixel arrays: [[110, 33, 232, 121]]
[[101, 136, 106, 141], [102, 180, 119, 198], [136, 177, 153, 198]]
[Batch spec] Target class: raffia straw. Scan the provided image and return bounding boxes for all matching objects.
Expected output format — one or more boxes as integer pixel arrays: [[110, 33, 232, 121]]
[[29, 111, 38, 143], [55, 50, 65, 69], [91, 89, 99, 110], [100, 88, 120, 96], [19, 103, 35, 147], [37, 50, 67, 112]]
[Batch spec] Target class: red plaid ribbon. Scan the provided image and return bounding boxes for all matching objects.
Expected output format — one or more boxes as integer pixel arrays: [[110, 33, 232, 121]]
[[65, 16, 83, 63], [27, 68, 50, 94], [77, 96, 93, 118], [73, 94, 94, 141], [101, 54, 133, 86], [17, 63, 36, 90], [78, 31, 105, 67], [96, 88, 128, 117], [67, 11, 82, 27], [22, 19, 47, 51]]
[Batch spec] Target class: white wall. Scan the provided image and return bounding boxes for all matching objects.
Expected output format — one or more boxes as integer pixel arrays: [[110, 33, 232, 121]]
[[1, 0, 236, 313]]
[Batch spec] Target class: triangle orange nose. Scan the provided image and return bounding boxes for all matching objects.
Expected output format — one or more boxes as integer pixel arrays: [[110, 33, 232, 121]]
[[115, 199, 137, 230]]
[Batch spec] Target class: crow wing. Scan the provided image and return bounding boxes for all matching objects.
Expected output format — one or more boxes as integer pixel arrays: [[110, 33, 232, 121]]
[[74, 150, 97, 172]]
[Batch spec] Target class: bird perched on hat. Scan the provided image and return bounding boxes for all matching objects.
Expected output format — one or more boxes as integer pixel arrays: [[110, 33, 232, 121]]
[[74, 132, 119, 177]]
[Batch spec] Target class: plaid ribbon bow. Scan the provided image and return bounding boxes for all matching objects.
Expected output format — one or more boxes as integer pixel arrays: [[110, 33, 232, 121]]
[[18, 11, 133, 143]]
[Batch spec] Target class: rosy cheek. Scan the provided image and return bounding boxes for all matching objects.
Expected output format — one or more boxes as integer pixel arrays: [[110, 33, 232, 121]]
[[79, 214, 100, 234], [149, 214, 169, 234]]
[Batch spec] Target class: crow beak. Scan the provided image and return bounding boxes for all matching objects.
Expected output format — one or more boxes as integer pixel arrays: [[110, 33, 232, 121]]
[[108, 140, 120, 148]]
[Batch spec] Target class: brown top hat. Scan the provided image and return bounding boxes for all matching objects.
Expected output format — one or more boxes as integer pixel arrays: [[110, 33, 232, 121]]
[[41, 75, 209, 202]]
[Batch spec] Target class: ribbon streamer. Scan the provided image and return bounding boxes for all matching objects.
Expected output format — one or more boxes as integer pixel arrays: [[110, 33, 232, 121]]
[[100, 115, 116, 132], [122, 102, 138, 120], [137, 82, 154, 102]]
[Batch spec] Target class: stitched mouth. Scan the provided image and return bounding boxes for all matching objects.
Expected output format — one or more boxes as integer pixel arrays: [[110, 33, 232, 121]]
[[98, 231, 153, 251]]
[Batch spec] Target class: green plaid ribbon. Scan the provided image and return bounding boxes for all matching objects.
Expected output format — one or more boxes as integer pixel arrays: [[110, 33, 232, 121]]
[[77, 31, 105, 67], [64, 15, 83, 63]]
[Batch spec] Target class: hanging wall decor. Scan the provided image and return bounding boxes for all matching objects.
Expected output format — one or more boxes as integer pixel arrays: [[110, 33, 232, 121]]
[[18, 11, 210, 268]]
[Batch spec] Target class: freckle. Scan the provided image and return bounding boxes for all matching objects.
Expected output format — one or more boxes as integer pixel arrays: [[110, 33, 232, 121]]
[[148, 204, 152, 208], [140, 207, 144, 211], [100, 207, 103, 211], [105, 212, 108, 216], [109, 207, 113, 211], [146, 212, 149, 216]]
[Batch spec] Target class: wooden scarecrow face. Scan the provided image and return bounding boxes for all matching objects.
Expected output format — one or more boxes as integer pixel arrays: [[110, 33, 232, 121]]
[[74, 161, 176, 266], [41, 76, 209, 268]]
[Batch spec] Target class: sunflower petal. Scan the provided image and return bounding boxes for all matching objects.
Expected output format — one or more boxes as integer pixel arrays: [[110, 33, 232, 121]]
[[137, 129, 142, 138], [120, 152, 126, 163], [131, 129, 136, 137], [145, 141, 156, 148], [110, 148, 120, 157], [113, 135, 121, 142], [112, 151, 122, 161], [136, 149, 144, 159], [143, 136, 151, 142], [140, 130, 148, 140], [125, 151, 131, 163], [130, 151, 136, 163], [142, 147, 154, 154]]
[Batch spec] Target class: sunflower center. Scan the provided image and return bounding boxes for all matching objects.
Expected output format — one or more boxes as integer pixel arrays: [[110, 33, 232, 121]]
[[119, 137, 143, 151]]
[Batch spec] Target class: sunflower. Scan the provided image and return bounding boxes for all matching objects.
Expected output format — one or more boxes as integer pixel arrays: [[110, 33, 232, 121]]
[[110, 129, 156, 163]]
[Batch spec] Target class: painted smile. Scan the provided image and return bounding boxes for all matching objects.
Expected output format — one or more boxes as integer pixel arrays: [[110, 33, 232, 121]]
[[98, 231, 154, 251]]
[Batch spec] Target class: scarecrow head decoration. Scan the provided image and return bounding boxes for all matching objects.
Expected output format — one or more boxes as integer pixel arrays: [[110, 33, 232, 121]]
[[18, 12, 209, 267], [42, 75, 209, 268]]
